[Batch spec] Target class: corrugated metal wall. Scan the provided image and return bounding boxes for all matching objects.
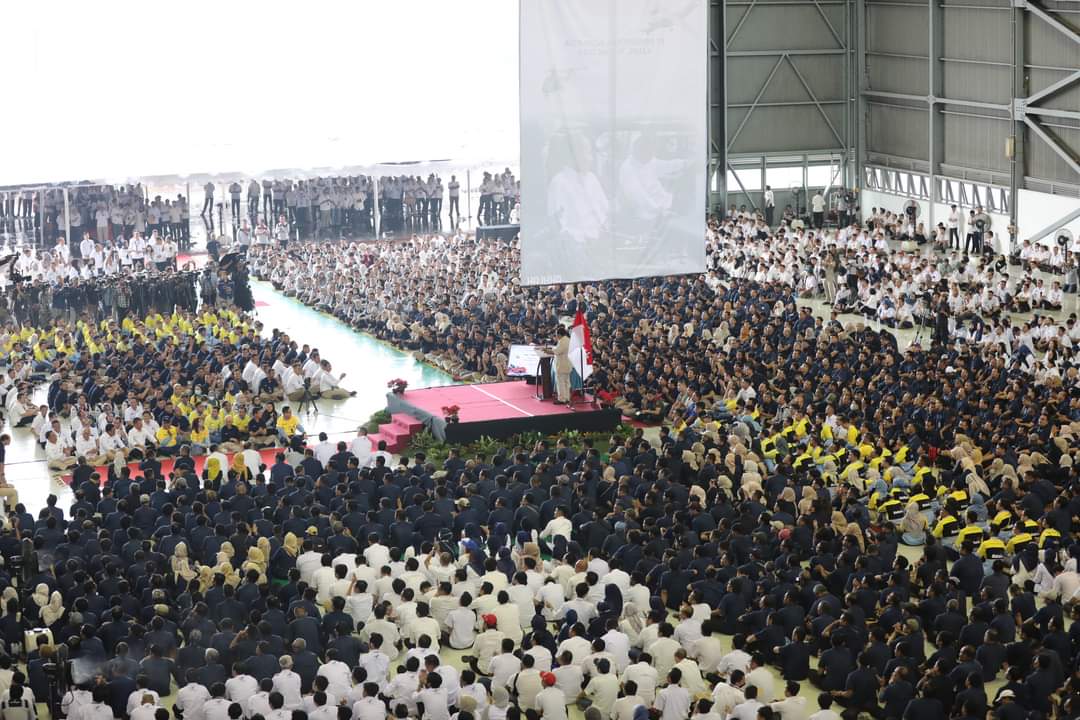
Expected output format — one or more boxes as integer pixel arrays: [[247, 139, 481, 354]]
[[724, 0, 852, 156], [863, 0, 1079, 194]]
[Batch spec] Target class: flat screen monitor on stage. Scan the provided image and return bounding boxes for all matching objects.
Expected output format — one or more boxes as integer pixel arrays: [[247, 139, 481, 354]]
[[518, 0, 708, 285], [507, 344, 549, 377]]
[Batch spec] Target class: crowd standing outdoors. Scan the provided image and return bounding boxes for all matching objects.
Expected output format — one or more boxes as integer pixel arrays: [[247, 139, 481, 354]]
[[0, 196, 1077, 720]]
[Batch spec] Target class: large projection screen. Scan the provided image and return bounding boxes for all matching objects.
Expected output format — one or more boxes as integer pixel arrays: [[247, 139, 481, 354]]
[[519, 0, 707, 286]]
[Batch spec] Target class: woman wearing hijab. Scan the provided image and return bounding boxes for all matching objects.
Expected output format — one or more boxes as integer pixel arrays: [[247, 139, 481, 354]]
[[529, 614, 557, 655], [270, 532, 300, 582], [230, 453, 251, 482], [214, 550, 240, 587], [774, 487, 798, 523], [197, 566, 216, 594], [204, 456, 223, 486], [843, 522, 866, 552], [27, 584, 50, 624], [171, 542, 198, 583], [487, 686, 510, 720], [461, 540, 488, 578], [556, 608, 579, 644], [41, 592, 65, 628], [495, 547, 515, 582], [619, 602, 647, 646], [242, 546, 268, 584], [900, 502, 928, 545], [830, 510, 849, 536]]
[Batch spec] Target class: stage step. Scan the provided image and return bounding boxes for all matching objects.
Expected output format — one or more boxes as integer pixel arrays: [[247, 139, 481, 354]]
[[368, 431, 406, 454], [391, 413, 423, 433]]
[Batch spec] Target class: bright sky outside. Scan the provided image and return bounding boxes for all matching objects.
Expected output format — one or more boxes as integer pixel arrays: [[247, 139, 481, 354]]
[[1, 0, 520, 185]]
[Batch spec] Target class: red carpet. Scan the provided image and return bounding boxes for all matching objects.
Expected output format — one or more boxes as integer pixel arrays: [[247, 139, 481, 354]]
[[399, 381, 590, 422], [61, 447, 283, 485]]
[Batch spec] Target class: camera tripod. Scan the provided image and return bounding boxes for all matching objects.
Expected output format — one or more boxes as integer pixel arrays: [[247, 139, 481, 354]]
[[297, 379, 320, 415]]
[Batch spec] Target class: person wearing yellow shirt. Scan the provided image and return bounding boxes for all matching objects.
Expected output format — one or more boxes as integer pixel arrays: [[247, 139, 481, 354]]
[[956, 523, 985, 548], [276, 406, 302, 444], [155, 420, 180, 456], [931, 510, 959, 540], [976, 536, 1006, 561], [189, 419, 210, 454], [233, 411, 252, 433]]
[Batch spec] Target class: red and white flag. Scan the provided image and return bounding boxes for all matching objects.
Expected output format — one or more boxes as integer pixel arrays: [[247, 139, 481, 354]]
[[569, 309, 594, 380]]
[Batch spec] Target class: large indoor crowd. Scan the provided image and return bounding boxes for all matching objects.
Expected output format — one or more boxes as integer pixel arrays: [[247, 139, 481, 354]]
[[0, 198, 1076, 720]]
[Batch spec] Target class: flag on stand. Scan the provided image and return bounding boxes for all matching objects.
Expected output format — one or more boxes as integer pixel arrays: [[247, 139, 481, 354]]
[[569, 309, 593, 380]]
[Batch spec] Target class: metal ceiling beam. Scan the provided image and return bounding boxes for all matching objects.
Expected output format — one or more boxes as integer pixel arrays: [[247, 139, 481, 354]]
[[726, 162, 761, 210], [728, 49, 846, 56], [1024, 117, 1080, 177], [1023, 0, 1080, 43], [1026, 68, 1080, 105], [1024, 106, 1080, 120], [727, 55, 786, 148], [726, 0, 758, 48], [1024, 205, 1080, 245], [787, 56, 847, 147], [1008, 0, 1026, 232], [811, 0, 847, 47], [929, 0, 944, 227]]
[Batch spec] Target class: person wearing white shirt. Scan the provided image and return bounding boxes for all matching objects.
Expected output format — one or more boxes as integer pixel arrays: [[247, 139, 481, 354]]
[[79, 233, 95, 260], [540, 509, 573, 542], [272, 658, 303, 709], [535, 675, 568, 720], [947, 204, 961, 248], [296, 547, 324, 586], [384, 664, 420, 715], [349, 428, 373, 466], [443, 594, 476, 650], [730, 685, 764, 720], [612, 684, 644, 720], [413, 675, 451, 720], [674, 652, 708, 698], [60, 688, 92, 720], [312, 435, 336, 468], [647, 629, 681, 680], [770, 682, 808, 720], [44, 431, 76, 471], [357, 637, 391, 686], [352, 685, 385, 720], [316, 658, 351, 702], [807, 697, 841, 720], [654, 671, 692, 720], [621, 659, 658, 705], [551, 653, 585, 706], [692, 635, 725, 675], [488, 644, 522, 691], [583, 659, 620, 719], [75, 692, 119, 720], [225, 672, 258, 717], [718, 648, 753, 678], [127, 689, 160, 717], [711, 676, 746, 718], [811, 192, 825, 229], [672, 606, 703, 651], [175, 680, 211, 720], [763, 185, 776, 226], [346, 582, 375, 626], [745, 660, 776, 703]]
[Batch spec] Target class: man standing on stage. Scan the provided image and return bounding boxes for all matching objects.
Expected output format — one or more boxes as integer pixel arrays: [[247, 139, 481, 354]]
[[554, 326, 572, 405]]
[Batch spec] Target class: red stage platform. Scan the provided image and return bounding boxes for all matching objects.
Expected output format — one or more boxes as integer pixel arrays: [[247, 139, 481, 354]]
[[387, 381, 621, 444]]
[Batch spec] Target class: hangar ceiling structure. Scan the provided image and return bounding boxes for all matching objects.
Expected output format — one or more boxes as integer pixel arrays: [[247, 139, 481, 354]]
[[709, 0, 1080, 236]]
